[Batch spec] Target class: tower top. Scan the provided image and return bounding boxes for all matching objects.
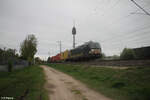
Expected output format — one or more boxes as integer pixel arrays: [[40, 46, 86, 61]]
[[72, 26, 76, 35], [72, 20, 76, 35]]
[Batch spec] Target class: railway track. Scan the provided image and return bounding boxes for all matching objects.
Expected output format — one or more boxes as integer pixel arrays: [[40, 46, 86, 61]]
[[58, 59, 150, 67]]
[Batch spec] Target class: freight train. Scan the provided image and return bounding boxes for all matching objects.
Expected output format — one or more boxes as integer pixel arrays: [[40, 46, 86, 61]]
[[49, 41, 102, 62]]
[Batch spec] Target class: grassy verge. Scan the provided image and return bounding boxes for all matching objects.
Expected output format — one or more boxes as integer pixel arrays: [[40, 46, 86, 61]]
[[47, 63, 150, 100], [0, 65, 48, 100]]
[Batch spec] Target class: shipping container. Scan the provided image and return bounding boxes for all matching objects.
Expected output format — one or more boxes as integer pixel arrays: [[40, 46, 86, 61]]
[[61, 50, 69, 61]]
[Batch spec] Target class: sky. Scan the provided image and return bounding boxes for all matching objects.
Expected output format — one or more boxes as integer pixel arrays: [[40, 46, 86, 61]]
[[0, 0, 150, 60]]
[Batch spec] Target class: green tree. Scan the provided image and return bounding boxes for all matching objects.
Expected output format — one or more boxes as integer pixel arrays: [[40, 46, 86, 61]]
[[120, 48, 136, 60], [47, 57, 51, 62], [99, 53, 106, 60], [8, 60, 13, 72], [20, 34, 37, 65], [0, 47, 18, 64], [112, 55, 120, 60], [35, 57, 42, 64]]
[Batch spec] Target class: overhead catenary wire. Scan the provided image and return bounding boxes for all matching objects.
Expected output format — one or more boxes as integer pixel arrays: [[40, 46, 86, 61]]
[[90, 0, 150, 45], [93, 0, 121, 16], [91, 0, 149, 34], [102, 38, 150, 51], [102, 32, 150, 46], [102, 30, 150, 44], [131, 0, 150, 16], [100, 24, 150, 49], [100, 24, 150, 43], [101, 34, 150, 49]]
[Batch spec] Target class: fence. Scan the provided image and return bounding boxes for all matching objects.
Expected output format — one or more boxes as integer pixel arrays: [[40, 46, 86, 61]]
[[0, 59, 29, 72]]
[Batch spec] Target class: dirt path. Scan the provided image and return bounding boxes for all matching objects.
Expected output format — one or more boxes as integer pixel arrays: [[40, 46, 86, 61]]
[[41, 65, 112, 100]]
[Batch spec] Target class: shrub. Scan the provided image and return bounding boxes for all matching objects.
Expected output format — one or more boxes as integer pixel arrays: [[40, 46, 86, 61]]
[[8, 60, 13, 72], [120, 48, 136, 60], [112, 82, 125, 88]]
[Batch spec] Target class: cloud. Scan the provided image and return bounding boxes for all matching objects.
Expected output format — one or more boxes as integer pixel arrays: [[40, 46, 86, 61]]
[[0, 0, 150, 60]]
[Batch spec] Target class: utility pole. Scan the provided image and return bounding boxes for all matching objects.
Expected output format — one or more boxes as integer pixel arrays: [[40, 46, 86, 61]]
[[131, 0, 150, 16], [57, 41, 62, 53]]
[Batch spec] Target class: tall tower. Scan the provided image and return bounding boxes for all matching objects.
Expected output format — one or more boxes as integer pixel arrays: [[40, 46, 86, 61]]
[[72, 23, 76, 49]]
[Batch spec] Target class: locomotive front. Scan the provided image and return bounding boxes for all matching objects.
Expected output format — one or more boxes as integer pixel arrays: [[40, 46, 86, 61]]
[[87, 42, 101, 57]]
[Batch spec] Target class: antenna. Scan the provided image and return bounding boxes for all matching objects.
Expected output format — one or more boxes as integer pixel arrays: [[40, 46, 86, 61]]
[[73, 19, 75, 26]]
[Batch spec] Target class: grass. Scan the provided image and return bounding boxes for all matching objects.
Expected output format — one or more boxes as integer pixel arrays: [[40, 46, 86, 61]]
[[0, 65, 48, 100], [47, 63, 150, 100], [71, 89, 81, 95]]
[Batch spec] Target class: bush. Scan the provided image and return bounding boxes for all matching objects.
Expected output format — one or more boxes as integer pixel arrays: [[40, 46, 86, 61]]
[[101, 53, 106, 59], [120, 48, 136, 60], [8, 60, 13, 72], [112, 82, 125, 88]]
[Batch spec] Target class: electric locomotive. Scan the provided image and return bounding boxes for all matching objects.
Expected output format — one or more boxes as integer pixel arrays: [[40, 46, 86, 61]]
[[68, 41, 101, 61]]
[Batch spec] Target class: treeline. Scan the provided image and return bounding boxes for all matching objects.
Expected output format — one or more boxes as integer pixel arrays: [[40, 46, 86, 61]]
[[102, 46, 150, 60], [0, 48, 19, 64], [0, 34, 44, 72], [0, 47, 43, 65]]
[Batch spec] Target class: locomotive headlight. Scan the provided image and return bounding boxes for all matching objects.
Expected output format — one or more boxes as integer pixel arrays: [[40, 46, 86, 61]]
[[89, 49, 95, 54], [89, 49, 100, 54], [91, 49, 95, 52]]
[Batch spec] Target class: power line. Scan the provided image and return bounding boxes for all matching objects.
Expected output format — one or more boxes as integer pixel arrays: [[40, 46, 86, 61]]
[[103, 29, 150, 44], [102, 34, 150, 49], [102, 38, 150, 50], [92, 0, 121, 16], [109, 0, 121, 10], [102, 0, 121, 16], [102, 34, 150, 48], [101, 24, 150, 43], [131, 0, 150, 16], [101, 30, 150, 49]]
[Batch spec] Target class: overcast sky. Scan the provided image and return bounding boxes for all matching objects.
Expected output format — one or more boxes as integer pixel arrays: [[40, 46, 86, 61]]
[[0, 0, 150, 60]]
